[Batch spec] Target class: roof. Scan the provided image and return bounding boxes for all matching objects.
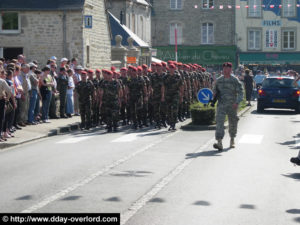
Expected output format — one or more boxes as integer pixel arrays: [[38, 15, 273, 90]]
[[136, 0, 150, 6], [108, 11, 149, 48], [0, 0, 85, 11]]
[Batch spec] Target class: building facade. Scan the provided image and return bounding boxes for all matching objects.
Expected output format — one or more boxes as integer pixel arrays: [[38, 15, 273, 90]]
[[236, 0, 300, 71], [151, 0, 236, 69], [0, 0, 111, 69]]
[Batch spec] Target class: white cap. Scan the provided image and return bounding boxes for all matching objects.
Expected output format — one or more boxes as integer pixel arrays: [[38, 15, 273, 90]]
[[28, 62, 37, 68], [60, 57, 68, 62], [50, 56, 57, 61], [75, 65, 83, 70]]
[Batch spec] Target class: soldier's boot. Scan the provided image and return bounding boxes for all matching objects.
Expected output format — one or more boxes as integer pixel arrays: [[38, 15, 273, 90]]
[[154, 121, 161, 129], [143, 119, 149, 127], [171, 123, 176, 131], [122, 120, 127, 126], [132, 123, 138, 130], [113, 122, 118, 132], [230, 138, 235, 148], [213, 139, 223, 151], [161, 120, 167, 128]]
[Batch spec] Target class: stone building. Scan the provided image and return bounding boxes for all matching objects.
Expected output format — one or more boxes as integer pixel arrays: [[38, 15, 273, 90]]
[[236, 0, 300, 72], [0, 0, 111, 69], [152, 0, 236, 69]]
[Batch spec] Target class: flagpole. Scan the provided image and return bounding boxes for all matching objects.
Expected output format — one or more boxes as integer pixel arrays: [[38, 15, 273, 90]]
[[175, 28, 178, 62]]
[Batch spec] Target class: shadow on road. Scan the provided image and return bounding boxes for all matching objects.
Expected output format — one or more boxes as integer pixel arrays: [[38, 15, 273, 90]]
[[277, 133, 300, 150], [186, 147, 232, 159], [61, 196, 81, 201], [104, 197, 121, 202], [251, 109, 297, 115], [15, 195, 33, 200], [282, 173, 300, 181], [294, 217, 300, 223], [286, 209, 300, 214], [149, 198, 165, 203], [240, 204, 256, 209], [193, 201, 211, 206]]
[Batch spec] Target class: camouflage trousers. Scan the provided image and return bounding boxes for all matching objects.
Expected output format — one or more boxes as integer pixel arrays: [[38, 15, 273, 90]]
[[152, 98, 161, 123], [215, 103, 239, 140], [92, 101, 100, 126], [103, 101, 119, 128], [79, 101, 91, 128], [129, 97, 143, 125], [166, 96, 179, 125]]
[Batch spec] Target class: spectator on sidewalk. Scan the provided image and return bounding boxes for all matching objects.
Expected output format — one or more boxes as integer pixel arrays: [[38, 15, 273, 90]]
[[18, 64, 31, 127], [49, 62, 59, 119], [28, 62, 39, 124], [13, 65, 23, 130], [40, 66, 53, 123], [73, 65, 82, 116], [57, 67, 69, 118], [244, 69, 254, 106], [66, 69, 75, 117]]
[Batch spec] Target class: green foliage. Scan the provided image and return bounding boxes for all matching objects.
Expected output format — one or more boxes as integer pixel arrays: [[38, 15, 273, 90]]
[[190, 102, 215, 125]]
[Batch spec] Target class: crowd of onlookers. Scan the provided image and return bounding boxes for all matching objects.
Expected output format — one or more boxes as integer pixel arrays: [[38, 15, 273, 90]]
[[0, 55, 83, 142]]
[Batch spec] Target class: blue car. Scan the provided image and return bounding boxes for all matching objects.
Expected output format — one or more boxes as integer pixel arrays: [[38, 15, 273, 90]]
[[257, 76, 300, 113]]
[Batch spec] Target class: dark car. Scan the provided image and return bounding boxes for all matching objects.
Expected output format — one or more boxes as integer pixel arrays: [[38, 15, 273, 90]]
[[257, 76, 300, 113]]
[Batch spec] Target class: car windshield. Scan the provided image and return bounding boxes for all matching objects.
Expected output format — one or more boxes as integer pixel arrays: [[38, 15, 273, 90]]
[[262, 78, 295, 88], [254, 75, 266, 84]]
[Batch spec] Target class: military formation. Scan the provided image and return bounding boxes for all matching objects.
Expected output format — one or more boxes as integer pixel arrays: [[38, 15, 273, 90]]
[[76, 60, 214, 132]]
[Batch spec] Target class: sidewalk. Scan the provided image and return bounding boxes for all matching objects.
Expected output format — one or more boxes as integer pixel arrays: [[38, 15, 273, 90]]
[[0, 116, 81, 149]]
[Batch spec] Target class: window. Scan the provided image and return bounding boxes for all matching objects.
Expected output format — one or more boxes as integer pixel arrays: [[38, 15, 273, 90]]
[[170, 0, 182, 10], [202, 0, 214, 9], [283, 0, 296, 17], [169, 23, 182, 45], [283, 30, 296, 50], [201, 23, 214, 44], [86, 45, 90, 65], [248, 0, 261, 17], [132, 14, 136, 33], [266, 30, 278, 48], [0, 12, 20, 33], [248, 29, 261, 50]]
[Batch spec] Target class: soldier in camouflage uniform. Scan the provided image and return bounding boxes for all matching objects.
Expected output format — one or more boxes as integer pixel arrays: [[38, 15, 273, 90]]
[[87, 69, 99, 127], [99, 70, 122, 132], [163, 63, 184, 131], [126, 66, 147, 129], [142, 64, 154, 125], [183, 64, 192, 118], [75, 71, 95, 130], [119, 67, 129, 125], [138, 66, 150, 127], [150, 63, 165, 129], [212, 62, 244, 151], [177, 63, 186, 122]]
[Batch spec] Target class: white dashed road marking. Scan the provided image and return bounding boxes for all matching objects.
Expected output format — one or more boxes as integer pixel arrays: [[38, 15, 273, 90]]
[[238, 134, 264, 144], [56, 136, 91, 144]]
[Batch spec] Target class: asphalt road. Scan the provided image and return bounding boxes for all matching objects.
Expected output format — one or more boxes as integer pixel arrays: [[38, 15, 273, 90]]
[[0, 105, 299, 225]]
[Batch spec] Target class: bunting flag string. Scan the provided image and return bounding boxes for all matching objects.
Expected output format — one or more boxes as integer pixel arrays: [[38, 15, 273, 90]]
[[196, 3, 300, 9]]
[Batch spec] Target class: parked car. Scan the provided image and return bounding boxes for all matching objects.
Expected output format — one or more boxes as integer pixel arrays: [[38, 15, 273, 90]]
[[257, 76, 300, 113]]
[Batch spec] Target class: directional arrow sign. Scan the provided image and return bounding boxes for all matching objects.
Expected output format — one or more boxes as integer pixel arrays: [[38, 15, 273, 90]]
[[197, 88, 213, 104]]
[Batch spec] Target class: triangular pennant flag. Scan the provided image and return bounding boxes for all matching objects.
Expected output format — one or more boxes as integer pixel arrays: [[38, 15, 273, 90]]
[[194, 5, 198, 8], [219, 5, 223, 9], [279, 5, 282, 8], [297, 4, 300, 7], [228, 5, 232, 9], [270, 5, 275, 8], [262, 5, 266, 8], [245, 5, 249, 8], [236, 5, 241, 9], [210, 6, 214, 9]]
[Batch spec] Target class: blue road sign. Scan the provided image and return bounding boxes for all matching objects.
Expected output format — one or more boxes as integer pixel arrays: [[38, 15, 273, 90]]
[[197, 88, 213, 104]]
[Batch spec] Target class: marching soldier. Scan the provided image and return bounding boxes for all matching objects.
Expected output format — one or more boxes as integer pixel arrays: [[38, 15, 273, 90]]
[[99, 70, 122, 132], [75, 71, 95, 130], [163, 63, 184, 131], [213, 62, 244, 151]]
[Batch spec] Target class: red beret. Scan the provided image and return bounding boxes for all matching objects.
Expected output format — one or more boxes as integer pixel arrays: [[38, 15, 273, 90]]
[[137, 66, 142, 71], [167, 60, 173, 64], [147, 69, 152, 73], [96, 69, 101, 73], [111, 66, 116, 72], [177, 62, 183, 66], [131, 67, 138, 72], [142, 64, 148, 68], [156, 63, 162, 67], [151, 62, 156, 66], [120, 67, 128, 71], [87, 69, 94, 73], [223, 62, 232, 68], [202, 68, 206, 72], [169, 64, 176, 69], [161, 62, 167, 66], [116, 72, 121, 75], [107, 71, 113, 75], [81, 71, 87, 75], [128, 65, 134, 69], [184, 64, 190, 69]]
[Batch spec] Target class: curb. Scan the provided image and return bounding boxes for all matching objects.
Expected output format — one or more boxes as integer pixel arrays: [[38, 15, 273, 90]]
[[180, 105, 254, 131]]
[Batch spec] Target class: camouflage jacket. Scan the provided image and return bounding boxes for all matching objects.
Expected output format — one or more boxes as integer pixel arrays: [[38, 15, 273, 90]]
[[100, 79, 120, 104], [163, 72, 183, 98], [127, 76, 145, 100], [76, 80, 95, 103], [151, 73, 164, 100]]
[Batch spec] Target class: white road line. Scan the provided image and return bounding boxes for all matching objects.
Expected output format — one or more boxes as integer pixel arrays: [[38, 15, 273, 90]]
[[56, 136, 91, 144], [238, 134, 264, 144], [121, 138, 215, 225], [21, 131, 179, 213]]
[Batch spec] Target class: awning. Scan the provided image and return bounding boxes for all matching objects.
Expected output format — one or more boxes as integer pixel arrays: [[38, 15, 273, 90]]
[[108, 12, 149, 48], [151, 57, 162, 63], [240, 53, 300, 65]]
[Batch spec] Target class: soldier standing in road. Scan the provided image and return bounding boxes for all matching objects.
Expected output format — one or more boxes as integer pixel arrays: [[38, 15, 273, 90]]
[[119, 67, 129, 125], [75, 71, 94, 130], [213, 62, 244, 151], [126, 66, 147, 129], [99, 70, 122, 132], [163, 63, 183, 131]]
